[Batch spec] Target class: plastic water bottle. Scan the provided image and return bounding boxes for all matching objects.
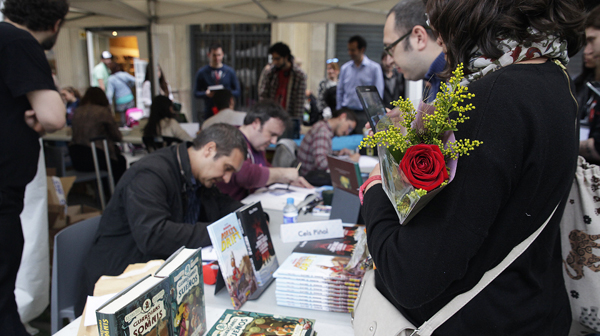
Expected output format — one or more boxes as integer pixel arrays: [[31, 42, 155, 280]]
[[283, 198, 298, 224]]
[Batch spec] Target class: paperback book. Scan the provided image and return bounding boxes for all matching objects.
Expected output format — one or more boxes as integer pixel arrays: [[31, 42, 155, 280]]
[[276, 299, 353, 313], [273, 253, 365, 282], [206, 213, 258, 309], [206, 309, 315, 336], [292, 225, 365, 257]]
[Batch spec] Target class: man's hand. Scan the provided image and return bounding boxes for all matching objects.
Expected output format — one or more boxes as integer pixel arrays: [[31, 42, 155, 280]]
[[24, 110, 45, 135], [338, 148, 355, 156], [349, 152, 361, 162], [291, 176, 313, 189], [206, 89, 215, 98]]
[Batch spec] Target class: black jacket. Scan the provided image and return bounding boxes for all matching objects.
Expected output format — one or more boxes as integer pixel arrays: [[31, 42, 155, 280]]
[[82, 143, 241, 298], [362, 62, 576, 335]]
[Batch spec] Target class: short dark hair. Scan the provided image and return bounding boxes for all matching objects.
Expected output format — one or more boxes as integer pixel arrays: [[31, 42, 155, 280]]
[[193, 123, 248, 159], [348, 35, 367, 51], [213, 89, 233, 111], [388, 0, 437, 48], [144, 95, 173, 138], [269, 42, 292, 61], [243, 99, 290, 127], [2, 0, 69, 32], [208, 43, 222, 53], [333, 107, 357, 123], [80, 87, 109, 107], [586, 5, 600, 30], [425, 0, 585, 78]]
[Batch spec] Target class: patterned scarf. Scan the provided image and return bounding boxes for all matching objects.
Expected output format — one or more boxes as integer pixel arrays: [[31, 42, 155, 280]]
[[461, 30, 569, 85]]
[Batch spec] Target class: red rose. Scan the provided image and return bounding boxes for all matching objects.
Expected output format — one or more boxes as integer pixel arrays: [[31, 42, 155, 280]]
[[399, 144, 449, 192]]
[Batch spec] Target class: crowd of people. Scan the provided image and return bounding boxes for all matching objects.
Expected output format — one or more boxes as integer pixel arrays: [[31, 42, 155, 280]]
[[1, 0, 598, 334]]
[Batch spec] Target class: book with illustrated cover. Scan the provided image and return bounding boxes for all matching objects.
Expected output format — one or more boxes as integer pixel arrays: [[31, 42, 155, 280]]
[[206, 309, 315, 336], [276, 291, 356, 305], [236, 202, 278, 286], [207, 213, 258, 309], [327, 155, 363, 195], [275, 285, 358, 299], [273, 253, 365, 282], [292, 225, 365, 257], [96, 274, 170, 336], [154, 247, 206, 336], [275, 275, 361, 288]]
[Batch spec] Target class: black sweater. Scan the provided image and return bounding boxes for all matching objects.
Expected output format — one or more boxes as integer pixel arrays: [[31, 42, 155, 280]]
[[362, 61, 577, 335]]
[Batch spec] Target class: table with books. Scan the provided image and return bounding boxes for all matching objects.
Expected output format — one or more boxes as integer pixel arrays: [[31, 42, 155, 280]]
[[54, 205, 357, 336]]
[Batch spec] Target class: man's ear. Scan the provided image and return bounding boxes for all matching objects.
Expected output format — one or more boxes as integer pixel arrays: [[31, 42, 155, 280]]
[[251, 118, 262, 130], [52, 19, 62, 34], [202, 141, 217, 158], [413, 25, 430, 52], [339, 113, 347, 121]]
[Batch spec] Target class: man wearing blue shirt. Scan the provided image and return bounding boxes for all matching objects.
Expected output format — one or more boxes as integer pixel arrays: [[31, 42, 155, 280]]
[[383, 0, 444, 103], [337, 35, 384, 133], [194, 43, 241, 122]]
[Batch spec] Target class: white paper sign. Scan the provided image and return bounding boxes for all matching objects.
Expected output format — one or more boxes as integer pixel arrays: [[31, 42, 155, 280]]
[[280, 219, 344, 243]]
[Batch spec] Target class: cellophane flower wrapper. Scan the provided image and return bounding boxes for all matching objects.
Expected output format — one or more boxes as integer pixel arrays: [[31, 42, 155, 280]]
[[375, 103, 458, 225]]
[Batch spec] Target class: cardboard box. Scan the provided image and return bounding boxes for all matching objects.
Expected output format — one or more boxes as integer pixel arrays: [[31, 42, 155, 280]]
[[47, 175, 76, 230], [67, 204, 101, 225]]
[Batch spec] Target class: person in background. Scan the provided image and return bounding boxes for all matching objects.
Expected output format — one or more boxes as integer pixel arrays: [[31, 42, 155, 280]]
[[194, 43, 241, 122], [580, 5, 600, 164], [143, 95, 193, 142], [0, 0, 68, 333], [92, 51, 112, 91], [336, 35, 384, 133], [70, 87, 127, 183], [259, 42, 307, 119], [79, 124, 247, 315], [106, 62, 136, 126], [360, 0, 583, 334], [60, 86, 81, 126], [382, 0, 444, 103], [202, 89, 246, 130], [381, 51, 405, 109], [141, 64, 173, 118], [317, 58, 340, 117], [297, 108, 359, 185], [217, 100, 312, 200]]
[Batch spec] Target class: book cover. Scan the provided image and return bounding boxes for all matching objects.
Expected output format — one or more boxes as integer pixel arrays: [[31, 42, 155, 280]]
[[206, 309, 315, 336], [273, 253, 364, 282], [207, 213, 258, 309], [327, 155, 363, 196], [292, 225, 365, 257], [236, 202, 278, 286], [155, 247, 206, 336], [96, 275, 170, 336]]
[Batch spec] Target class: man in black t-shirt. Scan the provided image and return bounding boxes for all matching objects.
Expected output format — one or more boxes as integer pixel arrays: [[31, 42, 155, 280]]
[[0, 1, 68, 334]]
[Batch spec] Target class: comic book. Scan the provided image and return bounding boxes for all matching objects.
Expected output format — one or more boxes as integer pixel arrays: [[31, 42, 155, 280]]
[[207, 213, 258, 309], [96, 275, 170, 336], [292, 225, 365, 257], [154, 247, 206, 336], [275, 284, 358, 299], [275, 291, 356, 305], [273, 253, 365, 282], [276, 299, 353, 313], [275, 275, 361, 288], [236, 202, 278, 286], [206, 309, 315, 336]]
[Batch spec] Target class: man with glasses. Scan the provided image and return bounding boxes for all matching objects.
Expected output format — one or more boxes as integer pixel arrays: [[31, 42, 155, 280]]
[[336, 35, 384, 133], [384, 0, 444, 103]]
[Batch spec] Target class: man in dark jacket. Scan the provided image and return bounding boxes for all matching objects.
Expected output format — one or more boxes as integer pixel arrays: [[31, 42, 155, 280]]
[[79, 124, 247, 314]]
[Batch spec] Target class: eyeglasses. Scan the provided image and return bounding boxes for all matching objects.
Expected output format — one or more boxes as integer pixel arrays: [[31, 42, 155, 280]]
[[383, 30, 412, 57], [326, 58, 339, 64]]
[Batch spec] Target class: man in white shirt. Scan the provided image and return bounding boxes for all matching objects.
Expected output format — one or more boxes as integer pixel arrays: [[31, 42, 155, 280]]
[[202, 89, 246, 130]]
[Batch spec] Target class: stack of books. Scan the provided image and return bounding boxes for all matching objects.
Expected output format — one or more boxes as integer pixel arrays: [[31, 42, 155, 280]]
[[273, 226, 366, 313]]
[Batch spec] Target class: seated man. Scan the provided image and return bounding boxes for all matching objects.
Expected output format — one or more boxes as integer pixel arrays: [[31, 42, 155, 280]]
[[80, 123, 247, 312], [202, 89, 247, 130], [297, 108, 359, 185], [217, 100, 312, 200]]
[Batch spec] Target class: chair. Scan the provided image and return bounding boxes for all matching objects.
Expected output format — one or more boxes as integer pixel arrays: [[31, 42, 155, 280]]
[[271, 139, 298, 168], [50, 215, 101, 334], [142, 135, 182, 153]]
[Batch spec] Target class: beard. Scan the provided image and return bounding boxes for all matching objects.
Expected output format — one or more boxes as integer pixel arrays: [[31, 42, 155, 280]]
[[40, 32, 59, 50]]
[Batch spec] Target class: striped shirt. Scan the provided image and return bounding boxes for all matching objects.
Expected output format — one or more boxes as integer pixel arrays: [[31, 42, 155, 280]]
[[297, 120, 333, 175]]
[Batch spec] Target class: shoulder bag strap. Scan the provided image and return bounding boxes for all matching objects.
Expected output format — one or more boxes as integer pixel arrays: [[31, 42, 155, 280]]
[[415, 203, 560, 336]]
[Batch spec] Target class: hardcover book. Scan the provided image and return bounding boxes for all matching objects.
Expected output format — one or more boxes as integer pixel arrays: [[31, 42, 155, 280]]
[[154, 247, 206, 336], [206, 309, 315, 336], [236, 202, 278, 286], [96, 274, 170, 336], [206, 213, 258, 309]]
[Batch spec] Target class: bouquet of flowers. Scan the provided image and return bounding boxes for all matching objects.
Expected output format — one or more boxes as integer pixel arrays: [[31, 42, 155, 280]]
[[360, 64, 482, 225]]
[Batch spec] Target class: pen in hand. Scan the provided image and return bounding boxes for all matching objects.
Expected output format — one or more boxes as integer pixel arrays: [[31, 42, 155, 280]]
[[286, 162, 302, 190]]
